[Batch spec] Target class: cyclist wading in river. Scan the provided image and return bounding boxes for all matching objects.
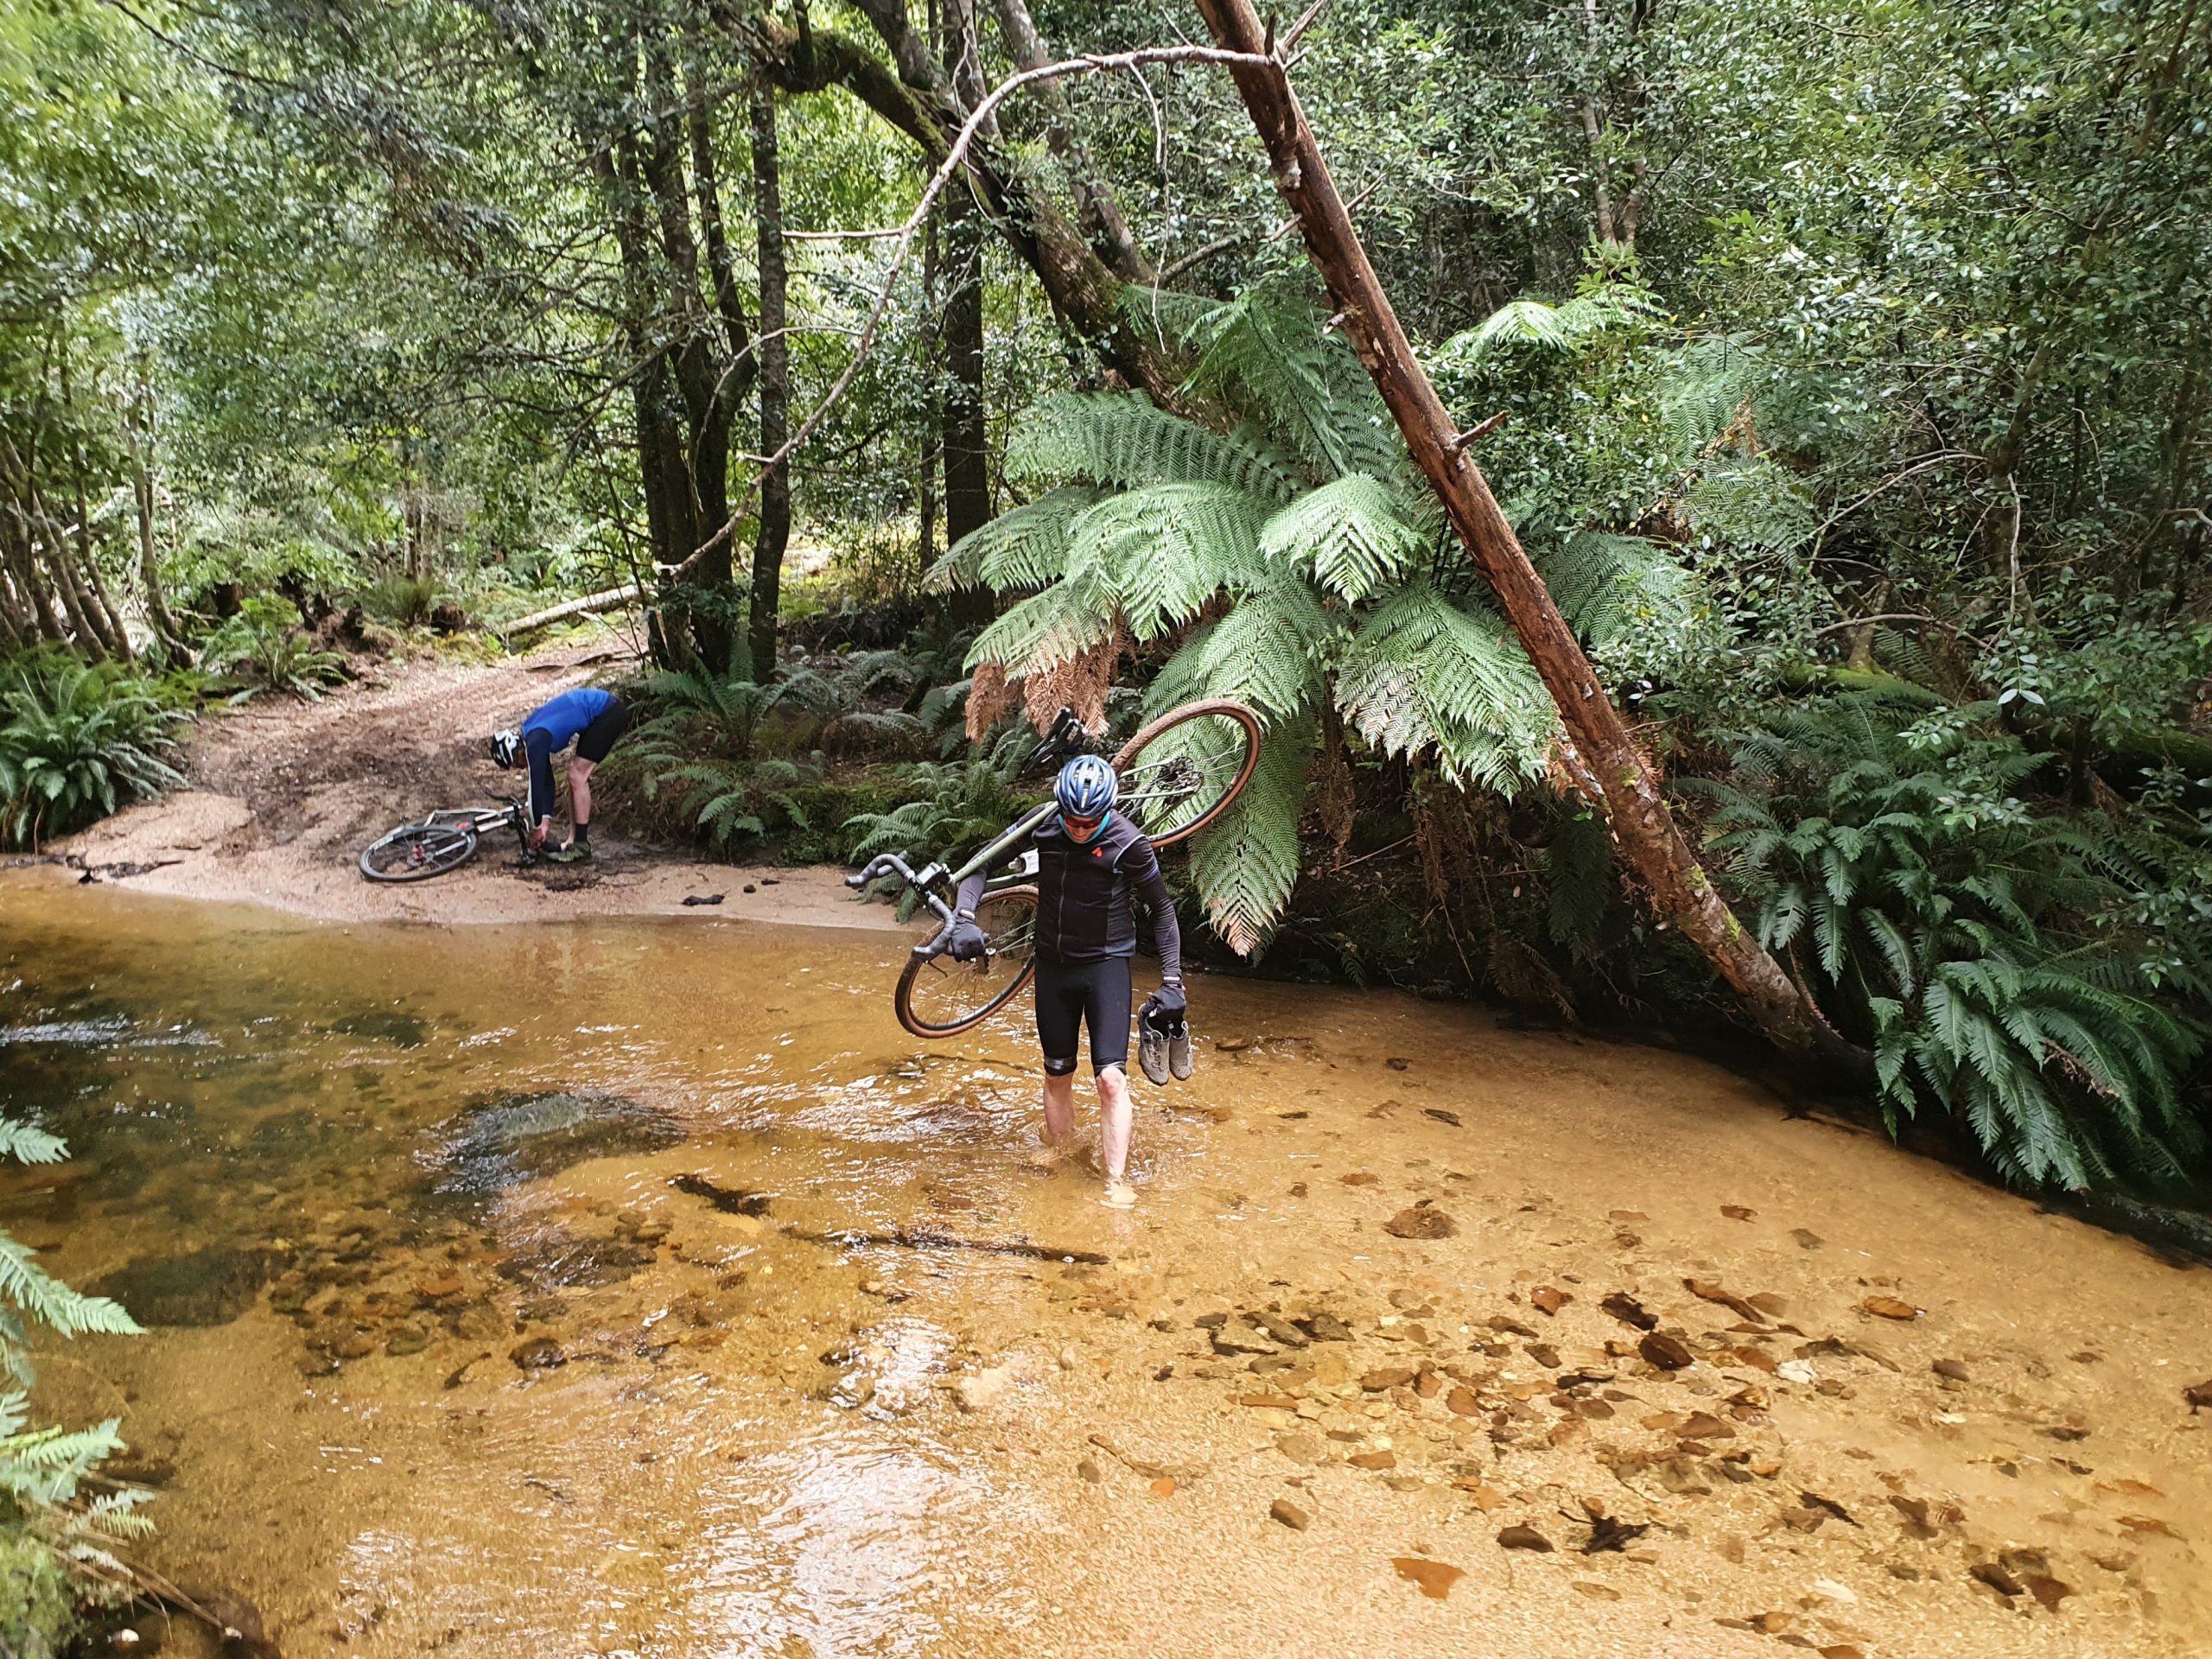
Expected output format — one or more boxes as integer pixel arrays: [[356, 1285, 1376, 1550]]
[[944, 753, 1192, 1208], [491, 687, 629, 863]]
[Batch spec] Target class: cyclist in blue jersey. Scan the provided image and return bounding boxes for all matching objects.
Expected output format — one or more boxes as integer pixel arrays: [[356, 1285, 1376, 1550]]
[[489, 687, 629, 863]]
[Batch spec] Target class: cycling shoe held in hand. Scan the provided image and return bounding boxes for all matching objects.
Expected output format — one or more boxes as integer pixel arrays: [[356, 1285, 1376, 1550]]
[[945, 912, 989, 962], [1138, 978, 1189, 1085]]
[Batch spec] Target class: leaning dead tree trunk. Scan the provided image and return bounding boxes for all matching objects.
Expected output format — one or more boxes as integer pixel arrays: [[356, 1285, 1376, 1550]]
[[1193, 0, 1840, 1058]]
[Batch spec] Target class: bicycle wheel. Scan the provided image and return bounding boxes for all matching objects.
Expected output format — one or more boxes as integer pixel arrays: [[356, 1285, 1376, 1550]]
[[359, 821, 480, 882], [894, 887, 1040, 1038], [1109, 698, 1263, 848]]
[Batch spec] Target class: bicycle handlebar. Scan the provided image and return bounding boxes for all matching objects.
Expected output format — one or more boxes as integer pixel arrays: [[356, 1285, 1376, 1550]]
[[847, 852, 958, 957]]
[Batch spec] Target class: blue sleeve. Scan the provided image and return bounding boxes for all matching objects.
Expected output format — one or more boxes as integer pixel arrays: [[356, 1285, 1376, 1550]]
[[526, 732, 557, 823]]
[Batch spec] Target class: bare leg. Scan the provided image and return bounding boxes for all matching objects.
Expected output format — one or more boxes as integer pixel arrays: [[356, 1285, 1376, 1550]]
[[1027, 1070, 1078, 1169], [568, 756, 595, 833], [1097, 1065, 1135, 1205]]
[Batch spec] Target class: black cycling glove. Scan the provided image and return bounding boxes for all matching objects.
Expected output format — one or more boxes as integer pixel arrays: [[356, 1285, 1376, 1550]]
[[1141, 977, 1187, 1027], [946, 912, 989, 962]]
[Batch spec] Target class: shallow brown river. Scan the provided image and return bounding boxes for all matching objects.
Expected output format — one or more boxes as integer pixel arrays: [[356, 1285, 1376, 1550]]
[[2, 872, 2207, 1657]]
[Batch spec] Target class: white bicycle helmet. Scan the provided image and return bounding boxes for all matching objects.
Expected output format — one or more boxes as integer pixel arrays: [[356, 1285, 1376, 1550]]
[[490, 728, 522, 769]]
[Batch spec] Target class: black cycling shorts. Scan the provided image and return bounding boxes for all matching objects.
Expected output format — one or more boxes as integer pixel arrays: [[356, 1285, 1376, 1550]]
[[1034, 956, 1132, 1077], [575, 699, 629, 763]]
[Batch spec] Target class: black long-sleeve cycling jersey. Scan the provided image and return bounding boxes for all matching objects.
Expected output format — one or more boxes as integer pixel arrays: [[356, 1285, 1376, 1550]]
[[956, 810, 1182, 978]]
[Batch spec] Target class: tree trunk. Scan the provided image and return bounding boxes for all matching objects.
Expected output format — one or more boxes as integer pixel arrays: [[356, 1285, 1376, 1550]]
[[0, 497, 67, 645], [989, 0, 1156, 283], [1192, 0, 1844, 1060], [940, 0, 993, 556], [748, 79, 792, 678], [58, 339, 131, 658], [918, 200, 941, 567], [124, 385, 188, 659], [736, 10, 1186, 406]]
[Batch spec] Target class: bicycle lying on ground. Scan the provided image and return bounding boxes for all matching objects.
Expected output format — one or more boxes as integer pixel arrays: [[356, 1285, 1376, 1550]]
[[359, 799, 539, 881], [848, 698, 1263, 1039]]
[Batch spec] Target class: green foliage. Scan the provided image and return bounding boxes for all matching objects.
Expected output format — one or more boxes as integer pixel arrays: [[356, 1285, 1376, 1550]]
[[0, 1102, 149, 1624], [1433, 282, 1662, 370], [199, 598, 347, 700], [945, 292, 1586, 953], [845, 750, 1030, 868], [0, 659, 184, 849], [1701, 696, 2209, 1191]]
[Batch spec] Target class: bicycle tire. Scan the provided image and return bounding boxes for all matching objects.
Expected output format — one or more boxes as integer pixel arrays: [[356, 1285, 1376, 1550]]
[[894, 886, 1040, 1038], [1109, 698, 1264, 848], [359, 821, 480, 882]]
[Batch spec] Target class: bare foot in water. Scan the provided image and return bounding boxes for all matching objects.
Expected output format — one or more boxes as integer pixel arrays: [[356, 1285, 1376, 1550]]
[[1102, 1181, 1137, 1209], [1027, 1137, 1077, 1173]]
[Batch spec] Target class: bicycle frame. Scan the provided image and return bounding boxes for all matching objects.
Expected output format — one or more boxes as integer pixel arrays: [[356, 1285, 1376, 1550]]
[[423, 800, 539, 865], [846, 710, 1087, 957], [847, 799, 1052, 958]]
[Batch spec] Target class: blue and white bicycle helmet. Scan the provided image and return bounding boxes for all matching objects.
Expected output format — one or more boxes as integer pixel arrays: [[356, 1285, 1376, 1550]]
[[490, 728, 522, 770], [1054, 753, 1118, 823]]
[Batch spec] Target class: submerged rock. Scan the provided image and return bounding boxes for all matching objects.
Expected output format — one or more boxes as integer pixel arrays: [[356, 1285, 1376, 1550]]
[[326, 1006, 429, 1049], [425, 1091, 684, 1204], [93, 1246, 280, 1327]]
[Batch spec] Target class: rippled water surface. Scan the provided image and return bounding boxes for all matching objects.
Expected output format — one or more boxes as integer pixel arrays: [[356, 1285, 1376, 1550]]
[[3, 874, 2208, 1659]]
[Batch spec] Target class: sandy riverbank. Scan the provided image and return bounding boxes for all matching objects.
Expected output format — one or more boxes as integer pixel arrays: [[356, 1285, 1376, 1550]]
[[30, 645, 899, 931]]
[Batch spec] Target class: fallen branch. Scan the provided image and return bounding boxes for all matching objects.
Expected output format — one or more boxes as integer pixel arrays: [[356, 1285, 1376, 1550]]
[[784, 1224, 1109, 1264], [1193, 0, 1859, 1065], [495, 584, 638, 639]]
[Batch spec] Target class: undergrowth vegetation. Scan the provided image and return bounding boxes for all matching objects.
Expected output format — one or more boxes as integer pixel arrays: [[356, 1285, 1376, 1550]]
[[0, 1116, 149, 1650]]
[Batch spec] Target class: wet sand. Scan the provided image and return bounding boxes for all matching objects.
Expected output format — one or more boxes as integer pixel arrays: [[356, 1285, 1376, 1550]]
[[3, 879, 2208, 1658]]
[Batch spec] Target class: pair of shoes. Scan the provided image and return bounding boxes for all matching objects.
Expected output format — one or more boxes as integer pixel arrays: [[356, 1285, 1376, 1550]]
[[1138, 1015, 1170, 1084], [545, 842, 593, 865], [1137, 1014, 1196, 1085]]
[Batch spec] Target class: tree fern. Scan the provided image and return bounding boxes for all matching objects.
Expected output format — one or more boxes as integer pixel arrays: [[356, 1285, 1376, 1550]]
[[969, 569, 1119, 675], [1335, 581, 1557, 792], [1532, 531, 1692, 648], [1069, 482, 1270, 640], [1177, 290, 1403, 480], [1161, 584, 1338, 728], [1435, 282, 1662, 371]]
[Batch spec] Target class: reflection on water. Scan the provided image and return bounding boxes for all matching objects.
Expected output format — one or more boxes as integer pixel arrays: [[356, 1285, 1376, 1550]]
[[4, 877, 2209, 1659], [0, 885, 1056, 1656]]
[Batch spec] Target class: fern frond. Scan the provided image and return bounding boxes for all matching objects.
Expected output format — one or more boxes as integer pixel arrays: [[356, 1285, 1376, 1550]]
[[0, 1238, 140, 1339], [967, 570, 1116, 674], [1533, 531, 1693, 647], [1189, 718, 1315, 957], [1165, 581, 1338, 726], [1259, 473, 1423, 604], [1334, 581, 1555, 792], [1180, 292, 1401, 479], [1007, 391, 1300, 502], [1068, 482, 1268, 640], [929, 486, 1103, 593], [0, 1121, 67, 1166]]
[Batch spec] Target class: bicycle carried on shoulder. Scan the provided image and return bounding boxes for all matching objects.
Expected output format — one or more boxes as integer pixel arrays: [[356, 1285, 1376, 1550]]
[[848, 698, 1262, 1039], [359, 798, 539, 881]]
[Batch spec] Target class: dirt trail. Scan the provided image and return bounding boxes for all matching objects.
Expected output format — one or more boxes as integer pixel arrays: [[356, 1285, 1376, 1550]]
[[44, 643, 895, 931]]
